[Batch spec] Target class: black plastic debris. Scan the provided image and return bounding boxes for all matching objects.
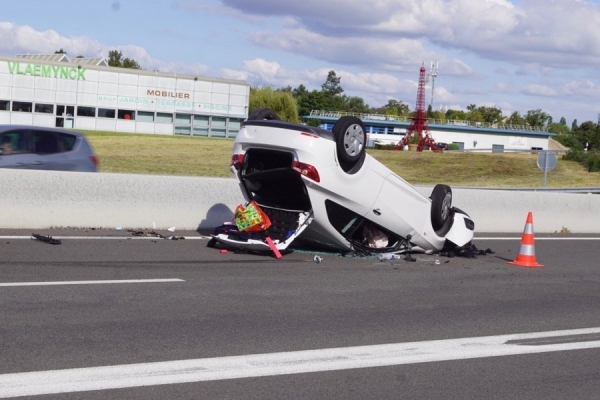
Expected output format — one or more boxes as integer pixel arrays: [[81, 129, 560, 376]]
[[32, 233, 61, 245], [127, 229, 184, 240], [441, 241, 493, 258]]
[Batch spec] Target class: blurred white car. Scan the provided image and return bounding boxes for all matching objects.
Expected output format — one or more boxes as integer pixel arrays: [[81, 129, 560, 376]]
[[213, 108, 474, 254]]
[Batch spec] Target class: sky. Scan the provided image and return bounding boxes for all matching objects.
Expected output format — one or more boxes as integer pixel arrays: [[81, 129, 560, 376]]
[[2, 0, 600, 125]]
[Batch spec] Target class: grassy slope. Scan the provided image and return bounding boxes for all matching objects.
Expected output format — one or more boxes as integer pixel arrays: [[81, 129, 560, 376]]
[[83, 131, 600, 187]]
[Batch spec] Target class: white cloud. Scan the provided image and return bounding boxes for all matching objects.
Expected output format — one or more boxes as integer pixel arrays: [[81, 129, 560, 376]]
[[521, 84, 558, 97]]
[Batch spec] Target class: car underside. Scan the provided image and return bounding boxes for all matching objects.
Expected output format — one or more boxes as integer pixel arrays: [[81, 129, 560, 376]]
[[212, 109, 475, 255]]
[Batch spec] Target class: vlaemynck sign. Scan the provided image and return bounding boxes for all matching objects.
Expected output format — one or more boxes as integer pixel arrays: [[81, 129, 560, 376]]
[[6, 61, 86, 80]]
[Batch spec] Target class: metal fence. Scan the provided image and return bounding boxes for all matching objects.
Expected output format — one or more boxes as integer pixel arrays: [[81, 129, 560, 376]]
[[308, 110, 549, 132]]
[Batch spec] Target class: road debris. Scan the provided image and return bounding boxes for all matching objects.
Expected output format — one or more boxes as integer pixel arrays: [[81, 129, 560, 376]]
[[31, 233, 61, 245], [127, 229, 185, 240]]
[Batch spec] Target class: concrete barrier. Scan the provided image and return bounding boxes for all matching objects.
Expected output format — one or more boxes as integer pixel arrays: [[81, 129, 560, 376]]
[[1, 169, 599, 233]]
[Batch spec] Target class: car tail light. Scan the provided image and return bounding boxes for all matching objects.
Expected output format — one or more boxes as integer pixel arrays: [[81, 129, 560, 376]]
[[90, 155, 98, 166], [292, 161, 320, 182], [231, 154, 244, 170]]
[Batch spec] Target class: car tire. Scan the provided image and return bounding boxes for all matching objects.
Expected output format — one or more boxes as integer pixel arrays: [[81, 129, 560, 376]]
[[332, 116, 366, 167], [248, 108, 280, 120], [431, 184, 453, 234]]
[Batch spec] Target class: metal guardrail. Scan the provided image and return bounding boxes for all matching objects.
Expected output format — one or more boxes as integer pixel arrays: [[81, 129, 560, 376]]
[[308, 110, 549, 133]]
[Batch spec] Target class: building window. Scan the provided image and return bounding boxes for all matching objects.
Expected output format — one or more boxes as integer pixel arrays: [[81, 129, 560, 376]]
[[210, 117, 227, 138], [492, 144, 504, 153], [0, 100, 10, 111], [137, 111, 154, 122], [34, 103, 54, 114], [118, 109, 135, 120], [192, 115, 209, 137], [98, 108, 115, 118], [12, 101, 32, 112], [56, 105, 75, 117], [156, 113, 173, 123], [228, 118, 242, 138], [77, 106, 96, 117], [174, 113, 192, 136], [55, 105, 75, 128]]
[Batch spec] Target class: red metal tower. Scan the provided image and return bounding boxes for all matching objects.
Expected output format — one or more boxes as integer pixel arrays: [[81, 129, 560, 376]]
[[395, 63, 440, 151]]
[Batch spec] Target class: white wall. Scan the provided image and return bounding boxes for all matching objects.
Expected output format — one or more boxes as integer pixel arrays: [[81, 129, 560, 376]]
[[0, 169, 598, 233]]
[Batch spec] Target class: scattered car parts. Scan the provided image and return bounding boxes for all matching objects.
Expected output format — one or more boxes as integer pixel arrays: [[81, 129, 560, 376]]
[[31, 233, 61, 245]]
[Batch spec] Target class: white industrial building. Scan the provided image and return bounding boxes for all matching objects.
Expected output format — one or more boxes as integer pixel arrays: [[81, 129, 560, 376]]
[[0, 54, 249, 138], [307, 110, 555, 152]]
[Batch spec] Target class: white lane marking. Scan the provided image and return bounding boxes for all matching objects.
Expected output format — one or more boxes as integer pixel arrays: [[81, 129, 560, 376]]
[[0, 236, 210, 240], [477, 237, 600, 240], [1, 327, 599, 398], [0, 279, 184, 287], [1, 235, 598, 241]]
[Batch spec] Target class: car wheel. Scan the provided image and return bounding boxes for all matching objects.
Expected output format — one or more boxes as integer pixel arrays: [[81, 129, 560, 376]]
[[431, 184, 453, 233], [248, 108, 280, 120], [332, 116, 366, 165]]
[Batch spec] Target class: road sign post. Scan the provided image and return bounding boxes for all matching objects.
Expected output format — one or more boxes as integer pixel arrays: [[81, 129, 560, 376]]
[[537, 151, 557, 187]]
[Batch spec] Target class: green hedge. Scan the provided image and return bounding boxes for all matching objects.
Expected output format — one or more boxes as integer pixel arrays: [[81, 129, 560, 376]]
[[562, 149, 600, 172]]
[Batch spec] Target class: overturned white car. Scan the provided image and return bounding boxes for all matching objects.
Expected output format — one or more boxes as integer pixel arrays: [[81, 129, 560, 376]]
[[213, 108, 475, 255]]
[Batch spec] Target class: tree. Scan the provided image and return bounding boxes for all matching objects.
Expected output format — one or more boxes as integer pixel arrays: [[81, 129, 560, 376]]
[[321, 70, 344, 98], [108, 50, 141, 69], [107, 50, 123, 67], [572, 119, 578, 131], [467, 109, 484, 123], [343, 95, 370, 113], [572, 121, 600, 151], [506, 111, 526, 126], [379, 99, 410, 117], [54, 49, 67, 54], [445, 109, 468, 121], [476, 106, 503, 124], [559, 117, 567, 125], [123, 58, 141, 69], [547, 122, 570, 135], [524, 109, 550, 127], [297, 90, 329, 117], [292, 84, 308, 98], [249, 86, 299, 122]]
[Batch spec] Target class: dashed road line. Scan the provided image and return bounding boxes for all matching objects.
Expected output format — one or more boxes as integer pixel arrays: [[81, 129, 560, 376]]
[[0, 279, 185, 287]]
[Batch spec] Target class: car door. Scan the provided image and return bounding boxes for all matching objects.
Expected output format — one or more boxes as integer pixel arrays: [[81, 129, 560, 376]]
[[369, 173, 433, 240], [30, 129, 75, 171]]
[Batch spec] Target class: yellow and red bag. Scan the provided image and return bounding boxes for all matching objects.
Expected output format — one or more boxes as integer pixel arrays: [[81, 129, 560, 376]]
[[234, 201, 272, 232]]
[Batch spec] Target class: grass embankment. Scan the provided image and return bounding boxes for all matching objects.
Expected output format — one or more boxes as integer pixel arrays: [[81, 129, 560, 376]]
[[83, 130, 600, 188]]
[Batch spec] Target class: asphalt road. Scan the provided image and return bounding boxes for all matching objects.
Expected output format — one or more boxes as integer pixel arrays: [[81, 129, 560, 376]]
[[0, 230, 599, 399]]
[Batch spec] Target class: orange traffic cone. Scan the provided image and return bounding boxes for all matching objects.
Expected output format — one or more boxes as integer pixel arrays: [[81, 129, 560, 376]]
[[508, 212, 543, 268]]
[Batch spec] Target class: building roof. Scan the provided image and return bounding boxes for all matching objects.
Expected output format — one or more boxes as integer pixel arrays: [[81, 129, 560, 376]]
[[16, 54, 70, 63], [2, 54, 247, 86], [69, 57, 109, 67], [17, 53, 108, 67]]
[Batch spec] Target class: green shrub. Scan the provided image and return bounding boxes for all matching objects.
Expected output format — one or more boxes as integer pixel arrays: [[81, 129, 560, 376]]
[[563, 149, 600, 172]]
